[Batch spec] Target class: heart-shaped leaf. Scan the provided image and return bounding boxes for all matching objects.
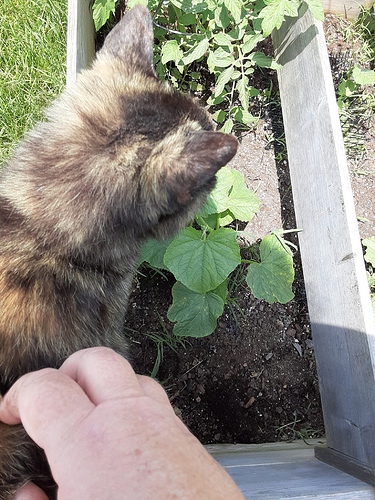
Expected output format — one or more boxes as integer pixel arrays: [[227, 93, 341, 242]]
[[199, 167, 260, 224], [164, 227, 240, 293], [167, 281, 225, 337], [246, 234, 294, 304]]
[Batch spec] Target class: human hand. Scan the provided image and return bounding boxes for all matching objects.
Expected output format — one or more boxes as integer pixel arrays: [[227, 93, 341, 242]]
[[0, 347, 244, 499]]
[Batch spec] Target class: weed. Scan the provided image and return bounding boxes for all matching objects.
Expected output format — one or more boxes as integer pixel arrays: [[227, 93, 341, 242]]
[[274, 412, 324, 443], [275, 414, 322, 446], [332, 8, 375, 158], [142, 315, 188, 378]]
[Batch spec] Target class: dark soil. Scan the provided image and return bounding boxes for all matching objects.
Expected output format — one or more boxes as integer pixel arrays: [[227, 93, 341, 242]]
[[124, 14, 374, 446]]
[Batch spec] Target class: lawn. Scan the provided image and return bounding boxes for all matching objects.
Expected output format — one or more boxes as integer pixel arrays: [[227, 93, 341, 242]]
[[0, 0, 67, 163]]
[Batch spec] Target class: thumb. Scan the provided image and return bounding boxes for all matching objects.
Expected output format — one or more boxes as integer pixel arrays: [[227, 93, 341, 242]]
[[14, 482, 49, 500]]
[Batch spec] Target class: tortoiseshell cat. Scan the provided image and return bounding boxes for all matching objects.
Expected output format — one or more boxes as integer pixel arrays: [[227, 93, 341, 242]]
[[0, 5, 237, 499]]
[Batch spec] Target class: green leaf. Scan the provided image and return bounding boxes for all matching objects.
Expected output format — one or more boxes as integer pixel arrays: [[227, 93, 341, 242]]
[[218, 210, 236, 226], [196, 213, 218, 231], [282, 0, 300, 16], [363, 237, 375, 267], [212, 109, 227, 123], [139, 238, 172, 269], [233, 107, 257, 125], [221, 118, 234, 133], [214, 65, 234, 96], [207, 92, 226, 106], [200, 167, 260, 223], [304, 0, 325, 21], [213, 32, 233, 47], [215, 278, 229, 302], [127, 0, 148, 7], [236, 76, 250, 111], [169, 0, 209, 13], [259, 0, 299, 36], [164, 227, 241, 293], [167, 281, 225, 337], [367, 271, 375, 289], [246, 234, 295, 304], [214, 3, 231, 29], [207, 47, 235, 70], [227, 23, 246, 41], [251, 52, 281, 69], [179, 13, 197, 25], [242, 33, 265, 55], [352, 66, 375, 86], [181, 38, 210, 65], [161, 40, 183, 65], [226, 168, 260, 221], [93, 0, 116, 31], [338, 79, 355, 97], [223, 0, 244, 23]]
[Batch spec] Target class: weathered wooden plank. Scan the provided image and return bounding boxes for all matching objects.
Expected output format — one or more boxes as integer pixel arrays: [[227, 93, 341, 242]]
[[65, 1, 375, 493], [321, 0, 374, 20], [272, 3, 375, 486], [316, 445, 375, 487], [66, 0, 95, 85], [208, 441, 375, 499]]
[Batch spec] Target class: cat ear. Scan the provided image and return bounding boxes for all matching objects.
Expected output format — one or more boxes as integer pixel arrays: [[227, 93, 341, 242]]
[[99, 5, 155, 75], [183, 131, 238, 188], [165, 131, 238, 207]]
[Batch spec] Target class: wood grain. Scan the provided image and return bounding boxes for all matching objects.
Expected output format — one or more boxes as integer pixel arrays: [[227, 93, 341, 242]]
[[209, 441, 375, 498], [273, 3, 375, 485], [66, 0, 95, 85], [64, 0, 375, 492]]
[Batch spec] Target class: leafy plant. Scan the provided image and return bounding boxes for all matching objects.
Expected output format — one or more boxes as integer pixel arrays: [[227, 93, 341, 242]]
[[93, 0, 117, 30], [140, 167, 295, 338], [337, 66, 375, 110], [93, 0, 300, 338], [363, 236, 375, 315], [93, 0, 324, 132], [334, 9, 375, 157]]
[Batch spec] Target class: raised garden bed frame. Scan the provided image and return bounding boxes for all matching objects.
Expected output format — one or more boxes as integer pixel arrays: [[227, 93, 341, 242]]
[[67, 0, 375, 497]]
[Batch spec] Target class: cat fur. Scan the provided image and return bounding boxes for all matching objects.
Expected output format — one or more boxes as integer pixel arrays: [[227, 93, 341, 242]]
[[0, 5, 238, 498]]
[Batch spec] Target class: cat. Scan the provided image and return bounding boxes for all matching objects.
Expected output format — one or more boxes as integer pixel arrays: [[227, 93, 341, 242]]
[[0, 4, 237, 499]]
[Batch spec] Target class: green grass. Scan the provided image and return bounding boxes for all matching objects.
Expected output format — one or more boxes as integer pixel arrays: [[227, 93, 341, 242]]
[[0, 0, 67, 163], [334, 8, 375, 158], [350, 9, 375, 66]]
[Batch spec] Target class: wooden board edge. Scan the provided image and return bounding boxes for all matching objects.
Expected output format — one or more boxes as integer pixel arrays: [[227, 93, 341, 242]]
[[272, 2, 375, 470], [66, 0, 95, 86], [315, 445, 375, 487], [206, 439, 325, 455]]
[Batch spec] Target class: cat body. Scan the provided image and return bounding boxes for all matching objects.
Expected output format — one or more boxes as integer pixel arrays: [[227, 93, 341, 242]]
[[0, 5, 237, 498]]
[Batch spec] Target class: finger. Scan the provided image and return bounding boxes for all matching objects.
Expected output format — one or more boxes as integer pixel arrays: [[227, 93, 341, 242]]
[[14, 482, 49, 500], [0, 369, 94, 450], [60, 347, 144, 405], [136, 376, 189, 433], [137, 375, 171, 406]]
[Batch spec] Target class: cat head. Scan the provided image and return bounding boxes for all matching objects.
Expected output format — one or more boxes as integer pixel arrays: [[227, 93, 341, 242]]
[[86, 5, 238, 240], [8, 6, 237, 249]]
